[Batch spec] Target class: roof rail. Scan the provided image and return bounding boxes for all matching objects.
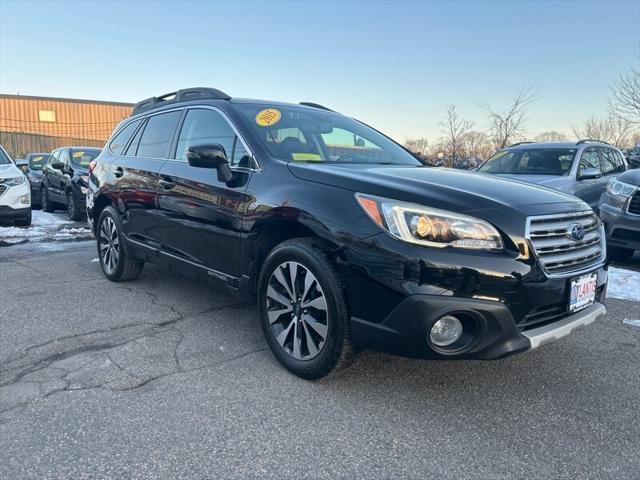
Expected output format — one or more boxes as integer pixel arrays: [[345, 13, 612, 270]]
[[508, 141, 535, 147], [576, 139, 610, 145], [299, 102, 333, 112], [132, 87, 231, 115]]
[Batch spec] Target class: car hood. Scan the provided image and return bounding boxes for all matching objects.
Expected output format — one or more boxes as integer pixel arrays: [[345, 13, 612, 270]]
[[0, 163, 24, 179], [618, 168, 640, 186], [288, 163, 587, 216], [490, 173, 569, 188]]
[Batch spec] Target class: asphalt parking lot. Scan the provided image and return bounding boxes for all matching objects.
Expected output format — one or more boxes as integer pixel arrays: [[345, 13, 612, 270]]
[[1, 218, 640, 479]]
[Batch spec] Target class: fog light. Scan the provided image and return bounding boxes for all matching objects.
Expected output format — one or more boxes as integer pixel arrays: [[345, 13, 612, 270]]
[[19, 194, 30, 205], [81, 187, 88, 194], [430, 315, 463, 347]]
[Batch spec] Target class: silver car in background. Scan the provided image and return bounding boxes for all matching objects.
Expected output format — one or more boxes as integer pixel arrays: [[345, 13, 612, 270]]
[[477, 140, 628, 210]]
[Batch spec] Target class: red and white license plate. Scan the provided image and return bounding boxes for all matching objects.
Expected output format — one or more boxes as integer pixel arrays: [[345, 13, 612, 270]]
[[569, 273, 597, 313]]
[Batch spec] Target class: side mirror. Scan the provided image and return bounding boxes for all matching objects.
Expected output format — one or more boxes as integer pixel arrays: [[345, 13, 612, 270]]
[[51, 160, 65, 170], [186, 144, 235, 183], [578, 167, 602, 180]]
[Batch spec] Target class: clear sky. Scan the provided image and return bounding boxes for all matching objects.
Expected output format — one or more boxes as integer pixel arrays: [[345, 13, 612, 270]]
[[1, 0, 638, 142]]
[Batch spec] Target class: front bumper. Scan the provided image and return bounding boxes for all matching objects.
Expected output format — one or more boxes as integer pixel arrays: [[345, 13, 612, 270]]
[[342, 231, 607, 360], [600, 202, 640, 251], [351, 294, 606, 360], [0, 181, 31, 212]]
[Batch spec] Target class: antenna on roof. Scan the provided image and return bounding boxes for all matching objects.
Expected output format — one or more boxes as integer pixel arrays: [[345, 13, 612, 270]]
[[299, 102, 333, 112]]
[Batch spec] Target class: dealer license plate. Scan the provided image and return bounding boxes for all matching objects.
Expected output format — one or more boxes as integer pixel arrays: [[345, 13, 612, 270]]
[[569, 273, 597, 313]]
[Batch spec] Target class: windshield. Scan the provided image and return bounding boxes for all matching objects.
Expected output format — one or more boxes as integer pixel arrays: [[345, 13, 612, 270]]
[[478, 148, 576, 175], [28, 154, 50, 170], [236, 104, 421, 166], [0, 147, 11, 165], [70, 149, 100, 168]]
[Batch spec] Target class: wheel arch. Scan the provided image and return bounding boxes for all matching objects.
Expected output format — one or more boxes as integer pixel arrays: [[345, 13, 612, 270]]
[[91, 194, 116, 235], [244, 215, 344, 301]]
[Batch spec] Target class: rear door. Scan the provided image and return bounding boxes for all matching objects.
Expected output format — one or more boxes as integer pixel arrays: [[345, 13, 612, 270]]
[[51, 148, 71, 201], [574, 147, 603, 208], [156, 107, 255, 277], [110, 109, 183, 247]]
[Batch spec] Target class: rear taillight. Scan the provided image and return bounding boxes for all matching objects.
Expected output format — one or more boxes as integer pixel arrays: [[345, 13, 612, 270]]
[[88, 160, 97, 173]]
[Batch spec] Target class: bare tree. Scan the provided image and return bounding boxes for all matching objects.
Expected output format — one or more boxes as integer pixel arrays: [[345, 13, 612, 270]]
[[534, 131, 567, 143], [572, 116, 636, 148], [482, 86, 537, 148], [404, 137, 429, 158], [462, 130, 493, 159], [439, 105, 474, 167], [609, 64, 640, 124]]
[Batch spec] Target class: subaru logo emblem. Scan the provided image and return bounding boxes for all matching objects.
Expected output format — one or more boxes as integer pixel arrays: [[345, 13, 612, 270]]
[[568, 223, 585, 241]]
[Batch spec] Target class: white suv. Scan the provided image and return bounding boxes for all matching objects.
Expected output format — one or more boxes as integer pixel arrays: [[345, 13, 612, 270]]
[[0, 144, 31, 226]]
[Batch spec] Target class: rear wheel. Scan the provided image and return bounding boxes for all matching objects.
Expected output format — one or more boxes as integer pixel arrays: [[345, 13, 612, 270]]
[[258, 238, 355, 379], [41, 187, 54, 212], [96, 206, 144, 282], [67, 191, 83, 221]]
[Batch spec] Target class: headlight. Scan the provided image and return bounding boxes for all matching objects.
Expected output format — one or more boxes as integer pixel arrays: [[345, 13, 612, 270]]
[[4, 176, 25, 186], [607, 179, 637, 198], [356, 193, 504, 250]]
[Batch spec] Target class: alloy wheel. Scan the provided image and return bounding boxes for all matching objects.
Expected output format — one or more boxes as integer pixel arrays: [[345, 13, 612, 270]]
[[99, 217, 120, 275], [266, 261, 328, 360]]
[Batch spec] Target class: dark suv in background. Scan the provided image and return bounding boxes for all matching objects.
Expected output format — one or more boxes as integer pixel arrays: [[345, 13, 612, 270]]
[[88, 87, 608, 379], [21, 152, 50, 208], [41, 147, 101, 219]]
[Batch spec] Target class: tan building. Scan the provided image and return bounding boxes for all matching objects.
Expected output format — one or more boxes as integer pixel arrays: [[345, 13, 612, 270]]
[[0, 94, 133, 158]]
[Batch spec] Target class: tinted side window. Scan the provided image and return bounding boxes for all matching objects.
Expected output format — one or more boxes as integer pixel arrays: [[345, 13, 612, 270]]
[[174, 109, 235, 162], [109, 119, 142, 155], [578, 148, 600, 174], [600, 148, 625, 175], [136, 111, 182, 158], [125, 119, 146, 156]]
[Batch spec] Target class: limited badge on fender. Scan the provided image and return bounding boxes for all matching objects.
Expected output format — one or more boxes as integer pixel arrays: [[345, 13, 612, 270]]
[[255, 108, 281, 127]]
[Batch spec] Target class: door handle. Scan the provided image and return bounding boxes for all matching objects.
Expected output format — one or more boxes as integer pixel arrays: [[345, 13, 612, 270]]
[[113, 166, 124, 178], [159, 177, 176, 190]]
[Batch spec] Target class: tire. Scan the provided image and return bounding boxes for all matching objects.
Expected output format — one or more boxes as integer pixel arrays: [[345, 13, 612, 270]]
[[67, 191, 83, 221], [41, 187, 54, 212], [258, 237, 356, 380], [15, 210, 32, 227], [96, 206, 144, 282], [608, 246, 635, 262]]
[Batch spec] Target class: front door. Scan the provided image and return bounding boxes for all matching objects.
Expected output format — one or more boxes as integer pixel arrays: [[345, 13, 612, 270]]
[[575, 147, 604, 208], [156, 107, 255, 278]]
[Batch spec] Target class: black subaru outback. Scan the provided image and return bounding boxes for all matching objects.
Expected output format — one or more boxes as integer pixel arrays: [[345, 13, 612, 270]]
[[88, 87, 607, 379]]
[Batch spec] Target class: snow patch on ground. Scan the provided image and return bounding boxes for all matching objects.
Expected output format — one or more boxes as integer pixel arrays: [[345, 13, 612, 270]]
[[607, 267, 640, 302], [623, 319, 640, 328], [0, 211, 92, 246]]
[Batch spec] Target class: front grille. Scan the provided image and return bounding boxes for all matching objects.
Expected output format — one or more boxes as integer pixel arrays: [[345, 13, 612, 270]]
[[0, 184, 7, 197], [629, 191, 640, 215], [526, 210, 604, 275]]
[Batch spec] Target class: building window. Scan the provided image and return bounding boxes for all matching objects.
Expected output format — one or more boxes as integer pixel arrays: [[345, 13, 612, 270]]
[[38, 110, 56, 122]]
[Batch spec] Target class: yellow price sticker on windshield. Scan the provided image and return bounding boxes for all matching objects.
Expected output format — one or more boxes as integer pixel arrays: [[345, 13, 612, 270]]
[[73, 151, 85, 158], [33, 156, 43, 161], [291, 153, 321, 162], [255, 108, 281, 127]]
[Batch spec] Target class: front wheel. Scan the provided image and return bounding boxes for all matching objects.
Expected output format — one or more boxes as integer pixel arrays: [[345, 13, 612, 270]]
[[258, 238, 356, 380], [96, 206, 144, 282], [15, 209, 32, 227], [41, 187, 54, 212], [67, 191, 83, 221]]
